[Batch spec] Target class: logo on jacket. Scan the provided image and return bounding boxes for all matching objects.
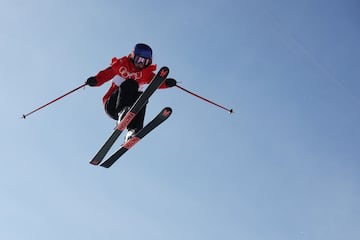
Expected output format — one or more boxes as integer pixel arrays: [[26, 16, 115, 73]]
[[118, 66, 142, 80]]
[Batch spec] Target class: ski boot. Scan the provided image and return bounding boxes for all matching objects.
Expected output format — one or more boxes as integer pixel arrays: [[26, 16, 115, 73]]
[[124, 128, 138, 143], [116, 106, 130, 126]]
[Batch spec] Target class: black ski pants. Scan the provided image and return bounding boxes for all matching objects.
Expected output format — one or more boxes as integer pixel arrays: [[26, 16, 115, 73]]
[[105, 79, 146, 130]]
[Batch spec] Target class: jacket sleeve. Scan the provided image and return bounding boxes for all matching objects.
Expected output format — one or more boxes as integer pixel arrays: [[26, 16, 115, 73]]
[[159, 79, 170, 89], [94, 57, 126, 86], [143, 64, 157, 85], [94, 66, 117, 86]]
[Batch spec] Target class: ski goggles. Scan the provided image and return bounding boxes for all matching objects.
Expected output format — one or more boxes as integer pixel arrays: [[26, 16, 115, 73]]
[[134, 55, 151, 66]]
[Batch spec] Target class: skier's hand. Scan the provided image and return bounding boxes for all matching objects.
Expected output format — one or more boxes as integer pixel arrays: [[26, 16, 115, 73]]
[[86, 76, 97, 86], [165, 78, 177, 88]]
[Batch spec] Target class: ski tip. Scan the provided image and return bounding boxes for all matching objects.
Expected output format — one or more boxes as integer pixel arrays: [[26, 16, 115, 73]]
[[159, 66, 169, 77], [160, 66, 169, 70], [162, 107, 172, 117]]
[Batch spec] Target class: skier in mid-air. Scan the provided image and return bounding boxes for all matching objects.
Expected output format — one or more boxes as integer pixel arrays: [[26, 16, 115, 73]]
[[85, 43, 177, 142], [19, 42, 233, 168]]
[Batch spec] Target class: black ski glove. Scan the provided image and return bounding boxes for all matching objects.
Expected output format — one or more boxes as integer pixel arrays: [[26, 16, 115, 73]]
[[86, 76, 97, 86], [165, 78, 177, 88]]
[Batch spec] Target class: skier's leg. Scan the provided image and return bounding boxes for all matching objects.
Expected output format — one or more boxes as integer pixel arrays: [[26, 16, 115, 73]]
[[116, 79, 139, 112], [125, 92, 146, 142], [128, 92, 146, 130], [104, 89, 120, 120]]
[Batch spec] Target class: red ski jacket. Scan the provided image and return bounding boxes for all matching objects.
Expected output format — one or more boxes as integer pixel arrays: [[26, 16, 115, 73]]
[[93, 55, 167, 105]]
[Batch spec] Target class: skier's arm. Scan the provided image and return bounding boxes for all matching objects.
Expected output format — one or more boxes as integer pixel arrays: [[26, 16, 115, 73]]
[[86, 57, 127, 87], [86, 66, 117, 87]]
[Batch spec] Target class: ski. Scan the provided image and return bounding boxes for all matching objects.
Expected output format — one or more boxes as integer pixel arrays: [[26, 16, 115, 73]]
[[89, 66, 169, 165], [100, 107, 172, 168]]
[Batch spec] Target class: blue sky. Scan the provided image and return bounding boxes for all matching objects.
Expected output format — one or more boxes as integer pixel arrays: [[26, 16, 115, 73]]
[[1, 0, 359, 239]]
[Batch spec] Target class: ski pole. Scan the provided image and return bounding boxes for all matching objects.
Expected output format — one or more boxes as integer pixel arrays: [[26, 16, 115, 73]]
[[22, 83, 87, 119], [176, 85, 233, 114]]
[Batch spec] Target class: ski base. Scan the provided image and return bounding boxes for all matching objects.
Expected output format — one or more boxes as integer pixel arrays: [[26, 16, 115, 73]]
[[100, 107, 172, 168]]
